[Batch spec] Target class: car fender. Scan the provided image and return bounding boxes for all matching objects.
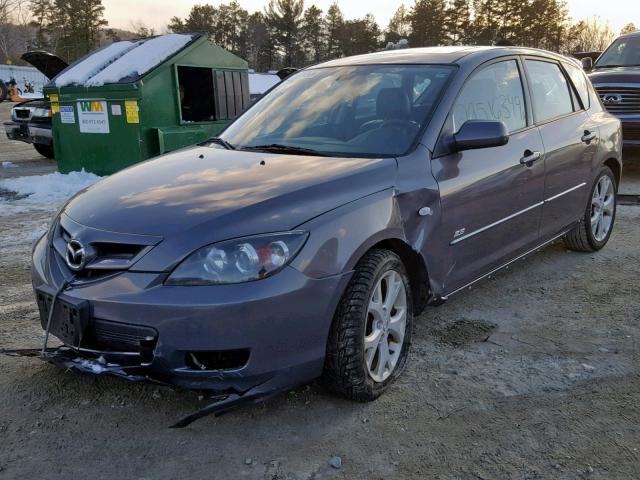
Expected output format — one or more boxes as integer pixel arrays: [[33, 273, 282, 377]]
[[290, 188, 406, 279]]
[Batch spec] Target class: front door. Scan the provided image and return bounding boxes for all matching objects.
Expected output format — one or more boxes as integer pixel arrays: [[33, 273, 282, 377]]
[[431, 58, 546, 294], [524, 59, 598, 239]]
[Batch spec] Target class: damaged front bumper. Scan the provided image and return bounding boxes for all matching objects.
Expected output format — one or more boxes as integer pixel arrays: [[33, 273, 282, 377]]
[[3, 346, 288, 427], [29, 234, 351, 424]]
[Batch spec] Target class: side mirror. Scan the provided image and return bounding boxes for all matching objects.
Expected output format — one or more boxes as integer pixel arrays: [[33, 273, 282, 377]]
[[581, 57, 593, 71], [453, 120, 509, 151]]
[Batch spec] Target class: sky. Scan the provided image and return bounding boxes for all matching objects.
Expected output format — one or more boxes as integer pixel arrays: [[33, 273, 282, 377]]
[[103, 0, 637, 37]]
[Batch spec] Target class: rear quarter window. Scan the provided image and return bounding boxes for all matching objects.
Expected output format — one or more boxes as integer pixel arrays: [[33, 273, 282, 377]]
[[564, 62, 591, 109]]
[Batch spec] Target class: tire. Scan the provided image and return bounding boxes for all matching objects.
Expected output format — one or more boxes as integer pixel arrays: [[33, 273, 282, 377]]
[[34, 143, 55, 159], [0, 81, 7, 102], [564, 166, 617, 252], [323, 249, 413, 401]]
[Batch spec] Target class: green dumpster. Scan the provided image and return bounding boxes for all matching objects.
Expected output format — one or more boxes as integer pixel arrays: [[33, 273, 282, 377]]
[[44, 33, 249, 175]]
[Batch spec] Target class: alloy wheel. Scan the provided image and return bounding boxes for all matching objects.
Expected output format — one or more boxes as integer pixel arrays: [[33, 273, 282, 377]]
[[364, 270, 407, 383], [590, 175, 615, 242]]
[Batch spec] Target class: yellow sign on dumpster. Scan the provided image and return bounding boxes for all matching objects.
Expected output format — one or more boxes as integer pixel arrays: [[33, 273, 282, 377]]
[[125, 100, 139, 124], [50, 94, 60, 114]]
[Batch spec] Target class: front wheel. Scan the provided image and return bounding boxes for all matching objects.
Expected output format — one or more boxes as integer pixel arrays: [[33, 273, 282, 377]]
[[564, 166, 617, 252], [323, 249, 413, 401], [34, 143, 55, 159]]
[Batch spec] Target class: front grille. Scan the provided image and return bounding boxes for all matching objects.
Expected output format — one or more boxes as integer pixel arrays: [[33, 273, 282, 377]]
[[57, 226, 146, 274], [595, 86, 640, 115], [623, 124, 640, 141], [14, 108, 31, 119]]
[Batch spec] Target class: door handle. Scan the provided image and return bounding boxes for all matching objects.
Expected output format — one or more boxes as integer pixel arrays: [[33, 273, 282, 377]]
[[581, 131, 597, 143], [520, 150, 542, 166]]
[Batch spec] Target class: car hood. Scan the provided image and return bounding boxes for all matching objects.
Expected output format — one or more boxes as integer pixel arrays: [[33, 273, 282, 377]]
[[21, 51, 68, 79], [63, 146, 396, 241], [589, 66, 640, 84]]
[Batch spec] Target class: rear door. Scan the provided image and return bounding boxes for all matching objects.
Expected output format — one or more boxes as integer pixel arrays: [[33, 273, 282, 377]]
[[523, 58, 598, 239], [431, 58, 546, 293]]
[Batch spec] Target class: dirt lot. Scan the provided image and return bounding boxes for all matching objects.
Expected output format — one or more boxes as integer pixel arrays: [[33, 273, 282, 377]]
[[1, 100, 639, 479]]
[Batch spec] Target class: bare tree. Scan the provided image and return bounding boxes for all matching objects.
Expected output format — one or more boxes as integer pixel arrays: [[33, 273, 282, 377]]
[[565, 16, 615, 53], [0, 0, 33, 63]]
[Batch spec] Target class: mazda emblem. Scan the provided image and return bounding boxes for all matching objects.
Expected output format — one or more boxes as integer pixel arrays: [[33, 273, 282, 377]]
[[66, 239, 86, 271]]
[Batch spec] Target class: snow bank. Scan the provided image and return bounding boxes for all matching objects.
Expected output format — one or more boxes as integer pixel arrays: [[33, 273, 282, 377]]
[[86, 34, 193, 87], [55, 41, 138, 87], [249, 73, 280, 94], [0, 169, 101, 211]]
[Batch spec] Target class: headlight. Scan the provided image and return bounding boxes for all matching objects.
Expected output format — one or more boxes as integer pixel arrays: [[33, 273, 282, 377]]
[[165, 232, 308, 286], [33, 107, 52, 118]]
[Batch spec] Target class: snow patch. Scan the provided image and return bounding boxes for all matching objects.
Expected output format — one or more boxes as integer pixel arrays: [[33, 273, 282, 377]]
[[0, 170, 101, 215], [249, 73, 281, 94], [2, 161, 18, 168], [86, 34, 193, 87], [55, 41, 138, 87]]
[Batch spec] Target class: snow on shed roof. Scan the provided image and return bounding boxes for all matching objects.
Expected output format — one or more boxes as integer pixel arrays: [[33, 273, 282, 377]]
[[54, 34, 194, 88]]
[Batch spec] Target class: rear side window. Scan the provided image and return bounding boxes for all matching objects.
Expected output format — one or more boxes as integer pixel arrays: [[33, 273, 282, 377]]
[[526, 60, 573, 122], [564, 62, 590, 109], [452, 60, 526, 133]]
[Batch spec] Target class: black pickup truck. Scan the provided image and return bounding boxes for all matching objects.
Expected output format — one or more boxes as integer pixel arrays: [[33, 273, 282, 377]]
[[3, 52, 68, 159], [584, 30, 640, 152]]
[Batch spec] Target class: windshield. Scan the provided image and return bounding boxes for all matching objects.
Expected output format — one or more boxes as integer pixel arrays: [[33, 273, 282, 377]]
[[595, 36, 640, 68], [219, 65, 455, 157]]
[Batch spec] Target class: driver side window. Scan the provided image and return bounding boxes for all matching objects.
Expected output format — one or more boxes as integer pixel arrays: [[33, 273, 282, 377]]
[[452, 60, 527, 133]]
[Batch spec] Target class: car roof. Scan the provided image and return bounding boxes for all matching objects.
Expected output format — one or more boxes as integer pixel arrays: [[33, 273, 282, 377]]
[[310, 46, 574, 68], [618, 30, 640, 39]]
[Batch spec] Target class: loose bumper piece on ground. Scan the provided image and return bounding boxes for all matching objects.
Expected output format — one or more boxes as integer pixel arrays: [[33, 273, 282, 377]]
[[0, 346, 283, 428]]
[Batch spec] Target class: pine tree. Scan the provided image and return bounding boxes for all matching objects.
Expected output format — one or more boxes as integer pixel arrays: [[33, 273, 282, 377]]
[[325, 2, 344, 59], [301, 5, 325, 64], [385, 5, 411, 44], [48, 0, 107, 62], [341, 14, 380, 57], [445, 0, 471, 45], [29, 0, 52, 49], [264, 0, 304, 67], [409, 0, 448, 47]]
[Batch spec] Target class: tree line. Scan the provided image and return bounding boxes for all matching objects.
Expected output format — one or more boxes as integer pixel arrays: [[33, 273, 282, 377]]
[[0, 0, 636, 71]]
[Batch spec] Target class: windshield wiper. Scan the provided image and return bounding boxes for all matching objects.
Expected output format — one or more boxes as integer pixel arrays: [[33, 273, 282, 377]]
[[207, 137, 235, 150], [240, 144, 328, 156]]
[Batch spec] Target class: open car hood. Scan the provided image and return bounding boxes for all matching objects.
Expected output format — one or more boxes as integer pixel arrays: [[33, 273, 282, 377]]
[[21, 51, 68, 79]]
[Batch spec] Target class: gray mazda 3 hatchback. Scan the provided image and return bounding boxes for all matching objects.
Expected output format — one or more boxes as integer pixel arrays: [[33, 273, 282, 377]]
[[32, 46, 622, 418]]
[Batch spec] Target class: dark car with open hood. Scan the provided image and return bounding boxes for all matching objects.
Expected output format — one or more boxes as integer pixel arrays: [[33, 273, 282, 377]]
[[30, 46, 622, 426], [583, 30, 640, 151]]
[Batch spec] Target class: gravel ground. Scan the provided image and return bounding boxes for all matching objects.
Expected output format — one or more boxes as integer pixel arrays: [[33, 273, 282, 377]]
[[1, 100, 639, 479]]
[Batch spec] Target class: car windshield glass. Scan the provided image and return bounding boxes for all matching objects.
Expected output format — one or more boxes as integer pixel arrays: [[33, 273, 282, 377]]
[[595, 36, 640, 67], [219, 65, 455, 157]]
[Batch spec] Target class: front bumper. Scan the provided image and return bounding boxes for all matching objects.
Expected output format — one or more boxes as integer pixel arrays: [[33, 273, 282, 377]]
[[31, 234, 351, 394], [3, 120, 52, 145]]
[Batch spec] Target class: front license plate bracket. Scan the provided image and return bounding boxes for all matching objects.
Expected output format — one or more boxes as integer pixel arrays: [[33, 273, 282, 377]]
[[36, 287, 91, 347]]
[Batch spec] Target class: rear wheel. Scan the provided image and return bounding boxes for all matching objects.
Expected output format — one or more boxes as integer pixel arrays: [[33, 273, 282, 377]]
[[564, 166, 617, 252], [34, 143, 55, 159], [323, 249, 413, 401]]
